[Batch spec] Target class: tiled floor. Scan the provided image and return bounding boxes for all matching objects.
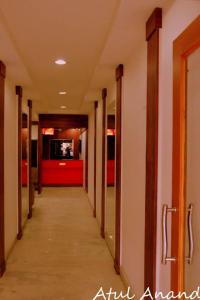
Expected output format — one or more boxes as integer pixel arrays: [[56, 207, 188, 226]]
[[0, 188, 125, 300], [105, 187, 115, 256]]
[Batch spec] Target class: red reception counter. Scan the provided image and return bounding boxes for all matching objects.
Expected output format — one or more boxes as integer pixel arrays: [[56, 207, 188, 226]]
[[41, 160, 83, 186]]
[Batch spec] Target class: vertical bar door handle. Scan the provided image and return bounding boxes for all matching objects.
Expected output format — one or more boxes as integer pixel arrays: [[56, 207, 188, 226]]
[[162, 204, 177, 264], [186, 204, 194, 264]]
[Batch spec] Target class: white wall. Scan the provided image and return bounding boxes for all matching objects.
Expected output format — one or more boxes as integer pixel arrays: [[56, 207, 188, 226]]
[[157, 0, 200, 293], [121, 42, 147, 297], [4, 78, 18, 258], [82, 1, 200, 295], [88, 109, 95, 209]]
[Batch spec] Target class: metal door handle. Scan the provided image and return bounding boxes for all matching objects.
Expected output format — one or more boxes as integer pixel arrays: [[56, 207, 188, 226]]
[[162, 204, 177, 264], [186, 204, 194, 264]]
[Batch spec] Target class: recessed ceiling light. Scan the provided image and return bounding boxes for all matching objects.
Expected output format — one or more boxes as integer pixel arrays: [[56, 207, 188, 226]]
[[59, 91, 67, 95], [60, 105, 67, 109], [55, 59, 66, 65]]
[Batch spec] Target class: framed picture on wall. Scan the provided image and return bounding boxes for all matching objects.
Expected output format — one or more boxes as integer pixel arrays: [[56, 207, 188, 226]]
[[50, 139, 74, 160]]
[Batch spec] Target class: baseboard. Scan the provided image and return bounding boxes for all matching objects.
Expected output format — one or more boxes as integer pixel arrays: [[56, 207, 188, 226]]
[[120, 265, 134, 295]]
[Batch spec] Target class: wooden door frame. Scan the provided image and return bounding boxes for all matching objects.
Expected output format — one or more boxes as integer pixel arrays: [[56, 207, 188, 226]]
[[0, 61, 6, 277], [101, 88, 107, 238], [16, 86, 23, 240], [144, 8, 162, 294], [172, 15, 200, 293], [27, 100, 33, 219], [114, 64, 123, 274]]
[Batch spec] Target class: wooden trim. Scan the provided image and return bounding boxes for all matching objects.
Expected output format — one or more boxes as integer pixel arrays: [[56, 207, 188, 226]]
[[93, 101, 98, 217], [22, 113, 28, 128], [101, 89, 107, 238], [144, 8, 162, 295], [27, 100, 33, 219], [172, 15, 200, 293], [39, 114, 88, 129], [146, 8, 162, 41], [16, 86, 23, 240], [0, 61, 6, 277], [114, 64, 123, 274]]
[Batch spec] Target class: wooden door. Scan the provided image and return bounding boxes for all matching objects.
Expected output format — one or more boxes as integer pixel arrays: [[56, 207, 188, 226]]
[[172, 16, 200, 293]]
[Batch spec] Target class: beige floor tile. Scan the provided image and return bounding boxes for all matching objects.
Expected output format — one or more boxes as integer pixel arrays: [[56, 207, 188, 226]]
[[0, 188, 126, 300]]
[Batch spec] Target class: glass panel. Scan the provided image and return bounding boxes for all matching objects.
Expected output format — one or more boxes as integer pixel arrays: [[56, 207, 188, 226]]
[[185, 47, 200, 292], [105, 101, 116, 256], [31, 125, 38, 191], [21, 113, 29, 225]]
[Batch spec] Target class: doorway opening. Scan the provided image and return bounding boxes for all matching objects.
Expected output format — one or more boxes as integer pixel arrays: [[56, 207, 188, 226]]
[[37, 114, 88, 192]]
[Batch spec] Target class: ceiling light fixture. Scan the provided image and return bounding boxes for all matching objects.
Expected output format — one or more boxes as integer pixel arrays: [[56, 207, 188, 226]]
[[59, 91, 67, 95], [60, 105, 67, 109], [55, 59, 66, 65]]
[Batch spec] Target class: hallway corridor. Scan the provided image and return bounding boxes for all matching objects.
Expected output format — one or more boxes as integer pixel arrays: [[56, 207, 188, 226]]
[[0, 188, 125, 300]]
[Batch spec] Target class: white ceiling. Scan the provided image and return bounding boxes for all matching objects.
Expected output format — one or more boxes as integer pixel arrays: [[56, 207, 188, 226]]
[[0, 0, 171, 117]]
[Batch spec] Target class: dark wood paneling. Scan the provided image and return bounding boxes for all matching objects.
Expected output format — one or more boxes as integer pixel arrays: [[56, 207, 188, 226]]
[[16, 86, 23, 240], [101, 89, 107, 238], [28, 100, 33, 219], [146, 8, 162, 41], [22, 113, 27, 128], [0, 61, 6, 277], [145, 8, 162, 296], [93, 101, 98, 217], [39, 114, 88, 129], [114, 64, 123, 274]]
